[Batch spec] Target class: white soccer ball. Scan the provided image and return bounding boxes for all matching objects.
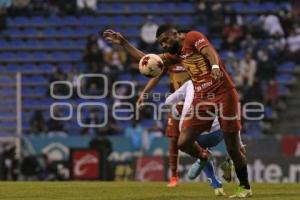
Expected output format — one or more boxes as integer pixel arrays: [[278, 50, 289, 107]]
[[139, 54, 164, 78]]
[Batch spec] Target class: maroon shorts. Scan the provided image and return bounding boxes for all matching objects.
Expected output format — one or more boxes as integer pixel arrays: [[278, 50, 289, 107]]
[[181, 89, 241, 133], [165, 105, 183, 137]]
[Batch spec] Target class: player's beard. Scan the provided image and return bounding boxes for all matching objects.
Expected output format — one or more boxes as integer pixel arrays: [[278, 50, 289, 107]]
[[166, 42, 181, 55]]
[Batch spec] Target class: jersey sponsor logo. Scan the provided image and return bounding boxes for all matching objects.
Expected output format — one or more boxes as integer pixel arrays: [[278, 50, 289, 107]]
[[194, 38, 205, 47], [195, 80, 213, 92], [180, 52, 193, 59], [172, 65, 186, 72]]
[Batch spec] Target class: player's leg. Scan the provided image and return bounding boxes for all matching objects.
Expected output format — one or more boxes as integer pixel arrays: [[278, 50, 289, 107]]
[[204, 160, 226, 196], [188, 129, 223, 179], [167, 136, 179, 187], [165, 113, 180, 187], [219, 89, 252, 198], [178, 127, 210, 159]]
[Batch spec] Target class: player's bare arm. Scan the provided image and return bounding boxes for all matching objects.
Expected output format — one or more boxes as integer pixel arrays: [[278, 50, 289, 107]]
[[200, 46, 223, 80], [137, 74, 163, 109], [103, 29, 145, 61]]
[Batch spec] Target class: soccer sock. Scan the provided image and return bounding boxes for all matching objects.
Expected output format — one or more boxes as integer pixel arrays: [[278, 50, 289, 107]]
[[204, 160, 221, 189], [169, 137, 179, 177], [235, 165, 250, 189]]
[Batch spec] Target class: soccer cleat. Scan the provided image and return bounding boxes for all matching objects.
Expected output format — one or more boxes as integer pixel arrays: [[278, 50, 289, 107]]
[[229, 186, 252, 198], [220, 159, 233, 182], [167, 176, 178, 187], [188, 159, 208, 180], [214, 187, 226, 196]]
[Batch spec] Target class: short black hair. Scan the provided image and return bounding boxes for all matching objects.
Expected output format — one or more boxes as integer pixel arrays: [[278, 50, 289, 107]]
[[156, 24, 176, 38], [178, 27, 191, 34]]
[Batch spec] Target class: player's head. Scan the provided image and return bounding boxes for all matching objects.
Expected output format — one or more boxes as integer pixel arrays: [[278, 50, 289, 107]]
[[156, 24, 181, 55], [178, 27, 190, 39]]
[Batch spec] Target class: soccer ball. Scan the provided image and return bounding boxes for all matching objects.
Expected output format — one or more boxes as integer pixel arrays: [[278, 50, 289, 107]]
[[139, 54, 164, 78]]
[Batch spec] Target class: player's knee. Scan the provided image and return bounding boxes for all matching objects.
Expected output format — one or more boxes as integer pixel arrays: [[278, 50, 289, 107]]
[[177, 140, 189, 152]]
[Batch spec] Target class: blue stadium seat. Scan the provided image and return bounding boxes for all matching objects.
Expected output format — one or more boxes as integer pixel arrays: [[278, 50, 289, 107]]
[[75, 27, 91, 37], [118, 74, 132, 81], [47, 15, 62, 26], [278, 62, 296, 73], [135, 74, 149, 85], [22, 64, 38, 72], [23, 87, 35, 95], [34, 87, 47, 96], [58, 28, 75, 37], [196, 26, 208, 35], [127, 3, 145, 11], [247, 2, 262, 12], [96, 16, 113, 25], [161, 3, 176, 12], [123, 27, 139, 36], [40, 64, 53, 73], [25, 40, 41, 48], [59, 63, 73, 72], [42, 28, 58, 37], [23, 28, 38, 37], [14, 17, 29, 26], [30, 16, 46, 26], [231, 2, 246, 12], [0, 52, 15, 60], [112, 16, 129, 25], [0, 88, 15, 96], [50, 52, 66, 61], [60, 39, 75, 48], [0, 39, 8, 48], [33, 52, 49, 61], [41, 39, 59, 48], [263, 2, 279, 12], [10, 39, 25, 48], [177, 2, 194, 12], [153, 86, 169, 94], [7, 64, 20, 72], [62, 16, 78, 26], [68, 51, 82, 60], [276, 74, 294, 85], [32, 76, 48, 84], [211, 38, 222, 49], [79, 16, 97, 25], [127, 15, 145, 25], [110, 3, 124, 12]]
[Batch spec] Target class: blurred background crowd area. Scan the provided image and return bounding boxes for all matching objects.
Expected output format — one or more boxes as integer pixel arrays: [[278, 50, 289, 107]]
[[0, 0, 299, 141]]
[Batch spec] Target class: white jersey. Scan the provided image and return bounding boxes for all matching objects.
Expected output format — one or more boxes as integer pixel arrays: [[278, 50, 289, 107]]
[[165, 80, 220, 132]]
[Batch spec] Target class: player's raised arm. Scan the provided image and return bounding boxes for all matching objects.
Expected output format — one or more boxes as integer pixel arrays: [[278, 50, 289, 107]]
[[102, 29, 145, 61], [136, 73, 163, 109], [200, 46, 223, 80], [187, 31, 223, 80]]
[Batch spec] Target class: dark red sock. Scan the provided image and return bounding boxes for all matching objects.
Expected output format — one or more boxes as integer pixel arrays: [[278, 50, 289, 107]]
[[169, 137, 179, 177]]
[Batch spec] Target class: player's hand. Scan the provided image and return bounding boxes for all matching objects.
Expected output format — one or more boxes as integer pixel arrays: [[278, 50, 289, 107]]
[[211, 68, 223, 81], [136, 95, 145, 110], [102, 29, 126, 45]]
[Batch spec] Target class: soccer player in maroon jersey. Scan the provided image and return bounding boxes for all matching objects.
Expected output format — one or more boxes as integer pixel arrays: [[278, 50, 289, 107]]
[[156, 24, 252, 198], [102, 29, 210, 188]]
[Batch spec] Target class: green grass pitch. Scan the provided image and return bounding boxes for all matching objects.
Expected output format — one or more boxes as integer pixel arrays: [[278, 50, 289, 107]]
[[0, 182, 299, 200]]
